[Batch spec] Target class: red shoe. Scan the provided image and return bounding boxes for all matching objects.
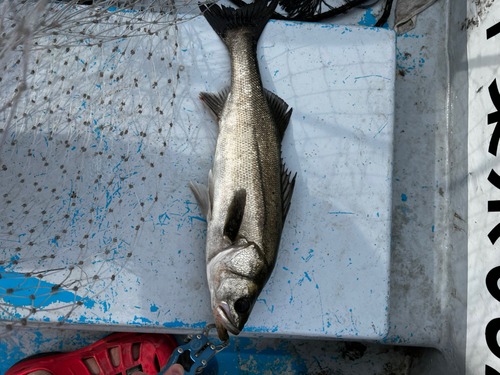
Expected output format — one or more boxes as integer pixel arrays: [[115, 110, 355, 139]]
[[5, 332, 178, 375]]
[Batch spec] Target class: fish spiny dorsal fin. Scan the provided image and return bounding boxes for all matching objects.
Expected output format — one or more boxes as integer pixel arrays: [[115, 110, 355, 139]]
[[224, 189, 247, 242], [281, 160, 297, 223], [264, 89, 293, 141], [199, 0, 279, 46], [200, 87, 230, 121]]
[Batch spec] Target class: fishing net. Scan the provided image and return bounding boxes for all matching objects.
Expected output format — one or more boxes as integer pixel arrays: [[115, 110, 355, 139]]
[[0, 0, 206, 333]]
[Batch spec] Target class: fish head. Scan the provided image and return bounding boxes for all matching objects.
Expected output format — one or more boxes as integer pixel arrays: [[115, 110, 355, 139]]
[[207, 241, 269, 341]]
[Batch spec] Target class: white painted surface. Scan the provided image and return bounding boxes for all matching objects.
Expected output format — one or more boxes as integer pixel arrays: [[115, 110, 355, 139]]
[[467, 1, 500, 373], [0, 16, 395, 339]]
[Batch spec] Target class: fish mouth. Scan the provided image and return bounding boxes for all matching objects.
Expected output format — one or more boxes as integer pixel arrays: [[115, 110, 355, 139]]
[[214, 302, 241, 340]]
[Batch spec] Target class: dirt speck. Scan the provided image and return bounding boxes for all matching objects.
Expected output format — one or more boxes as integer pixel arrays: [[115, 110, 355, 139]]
[[340, 342, 367, 361], [463, 0, 496, 30]]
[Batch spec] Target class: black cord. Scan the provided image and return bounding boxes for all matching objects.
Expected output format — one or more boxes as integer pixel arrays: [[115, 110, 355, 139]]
[[228, 0, 371, 22], [375, 0, 393, 27]]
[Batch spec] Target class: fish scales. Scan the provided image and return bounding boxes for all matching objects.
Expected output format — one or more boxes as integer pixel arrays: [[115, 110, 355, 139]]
[[211, 28, 283, 268], [192, 0, 296, 341]]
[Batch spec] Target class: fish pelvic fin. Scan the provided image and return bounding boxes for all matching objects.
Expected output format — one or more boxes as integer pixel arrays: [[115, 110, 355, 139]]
[[281, 162, 296, 223], [223, 189, 247, 243], [189, 171, 214, 221], [200, 87, 230, 121], [209, 169, 215, 201], [264, 89, 293, 142], [199, 0, 279, 46]]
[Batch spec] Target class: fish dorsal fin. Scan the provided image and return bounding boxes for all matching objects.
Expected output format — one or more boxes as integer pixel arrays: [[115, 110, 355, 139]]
[[189, 169, 214, 221], [224, 189, 247, 242], [281, 161, 296, 223], [200, 87, 230, 120], [264, 89, 293, 141]]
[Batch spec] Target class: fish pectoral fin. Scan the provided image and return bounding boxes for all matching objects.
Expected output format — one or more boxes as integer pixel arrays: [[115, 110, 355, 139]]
[[264, 89, 293, 141], [200, 87, 230, 121], [223, 189, 247, 243], [281, 162, 297, 223], [189, 181, 212, 221]]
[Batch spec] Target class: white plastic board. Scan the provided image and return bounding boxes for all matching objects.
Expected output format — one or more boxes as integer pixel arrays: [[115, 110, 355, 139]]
[[0, 16, 395, 339]]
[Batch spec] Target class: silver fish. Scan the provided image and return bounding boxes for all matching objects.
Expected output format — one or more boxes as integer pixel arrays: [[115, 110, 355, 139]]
[[191, 0, 296, 341]]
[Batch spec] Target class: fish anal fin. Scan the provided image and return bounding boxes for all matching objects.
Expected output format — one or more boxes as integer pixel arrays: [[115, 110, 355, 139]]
[[264, 89, 293, 141], [208, 169, 214, 204], [281, 161, 296, 223], [224, 189, 247, 243], [200, 87, 230, 120], [189, 180, 212, 221]]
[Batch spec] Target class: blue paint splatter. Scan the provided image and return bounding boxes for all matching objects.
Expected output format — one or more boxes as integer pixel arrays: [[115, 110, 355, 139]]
[[302, 249, 314, 262], [401, 194, 407, 202], [400, 33, 424, 38], [358, 9, 377, 26], [133, 316, 152, 324], [354, 75, 391, 82], [162, 319, 207, 329], [374, 123, 388, 138], [0, 266, 95, 310]]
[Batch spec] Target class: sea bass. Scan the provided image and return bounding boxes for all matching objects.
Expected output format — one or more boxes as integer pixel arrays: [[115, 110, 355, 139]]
[[190, 0, 296, 341]]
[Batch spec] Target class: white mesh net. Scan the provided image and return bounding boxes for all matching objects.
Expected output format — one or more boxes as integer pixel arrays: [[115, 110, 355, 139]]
[[0, 0, 205, 332]]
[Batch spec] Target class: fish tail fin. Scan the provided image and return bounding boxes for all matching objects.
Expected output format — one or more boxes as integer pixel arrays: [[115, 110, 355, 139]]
[[199, 0, 278, 45]]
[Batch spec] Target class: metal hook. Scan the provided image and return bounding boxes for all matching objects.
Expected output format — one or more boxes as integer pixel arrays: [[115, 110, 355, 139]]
[[200, 323, 229, 352]]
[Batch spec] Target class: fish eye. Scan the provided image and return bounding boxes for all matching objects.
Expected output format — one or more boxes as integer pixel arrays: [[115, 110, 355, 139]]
[[234, 298, 251, 314]]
